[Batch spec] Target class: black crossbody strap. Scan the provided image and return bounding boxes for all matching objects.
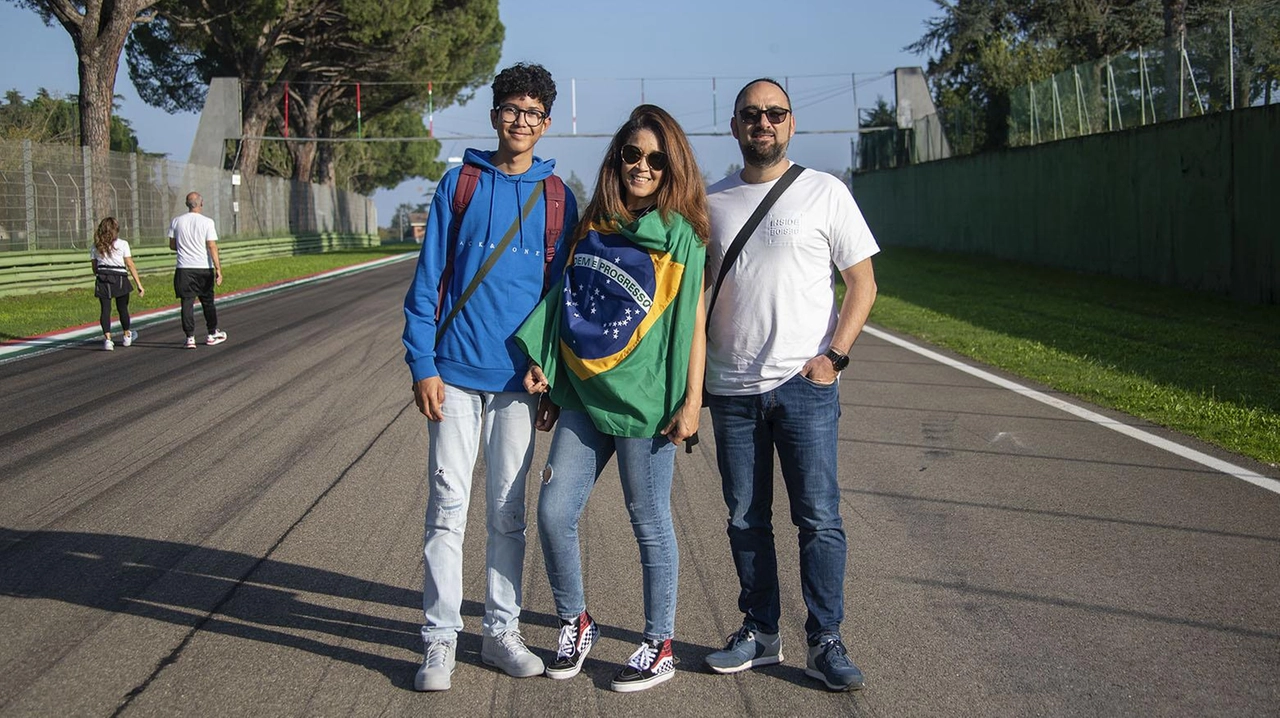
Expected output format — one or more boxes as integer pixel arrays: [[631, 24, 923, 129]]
[[705, 163, 805, 325], [437, 182, 545, 343]]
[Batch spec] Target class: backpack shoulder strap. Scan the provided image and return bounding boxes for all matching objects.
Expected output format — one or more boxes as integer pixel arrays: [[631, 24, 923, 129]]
[[438, 164, 483, 320], [450, 164, 482, 234], [542, 174, 567, 291]]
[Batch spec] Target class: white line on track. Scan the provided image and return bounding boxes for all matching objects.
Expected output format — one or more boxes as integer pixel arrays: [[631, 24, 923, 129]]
[[0, 252, 417, 364], [861, 325, 1280, 496]]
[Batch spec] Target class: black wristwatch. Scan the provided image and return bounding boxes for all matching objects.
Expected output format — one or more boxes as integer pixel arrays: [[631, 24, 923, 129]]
[[823, 348, 849, 372]]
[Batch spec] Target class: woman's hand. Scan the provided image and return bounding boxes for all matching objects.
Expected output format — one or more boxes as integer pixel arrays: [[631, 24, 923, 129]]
[[535, 394, 560, 432], [523, 363, 550, 394], [660, 399, 701, 445], [137, 286, 145, 297]]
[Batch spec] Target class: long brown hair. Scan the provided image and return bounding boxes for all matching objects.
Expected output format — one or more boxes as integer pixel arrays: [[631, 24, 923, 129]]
[[576, 104, 709, 243], [93, 217, 119, 257]]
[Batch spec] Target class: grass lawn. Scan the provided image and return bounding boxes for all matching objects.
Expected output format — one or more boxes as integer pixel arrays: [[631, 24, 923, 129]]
[[866, 248, 1280, 467], [0, 244, 418, 340]]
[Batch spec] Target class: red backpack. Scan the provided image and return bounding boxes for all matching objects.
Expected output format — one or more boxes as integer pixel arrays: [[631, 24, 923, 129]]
[[436, 164, 567, 317]]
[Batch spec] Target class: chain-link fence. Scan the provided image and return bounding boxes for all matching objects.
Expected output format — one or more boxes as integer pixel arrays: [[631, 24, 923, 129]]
[[854, 8, 1279, 171], [1010, 8, 1279, 148], [0, 140, 377, 252]]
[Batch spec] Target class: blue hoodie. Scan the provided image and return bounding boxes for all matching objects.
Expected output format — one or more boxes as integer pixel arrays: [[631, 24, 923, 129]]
[[403, 148, 578, 391]]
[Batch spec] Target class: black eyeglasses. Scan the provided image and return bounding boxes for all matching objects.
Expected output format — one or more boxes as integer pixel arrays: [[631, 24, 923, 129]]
[[495, 104, 548, 127], [620, 144, 669, 171], [736, 106, 791, 125]]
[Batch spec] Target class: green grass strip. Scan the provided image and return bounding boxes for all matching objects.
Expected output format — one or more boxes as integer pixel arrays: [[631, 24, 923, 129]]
[[0, 245, 418, 340], [865, 248, 1280, 466]]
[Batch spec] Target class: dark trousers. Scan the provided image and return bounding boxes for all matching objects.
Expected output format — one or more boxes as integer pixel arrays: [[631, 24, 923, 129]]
[[181, 296, 218, 337], [175, 269, 218, 337], [98, 294, 130, 335]]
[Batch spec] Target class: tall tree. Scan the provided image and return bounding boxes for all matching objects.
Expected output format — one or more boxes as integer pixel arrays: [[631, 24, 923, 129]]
[[0, 88, 142, 151], [9, 0, 159, 217], [127, 0, 502, 188]]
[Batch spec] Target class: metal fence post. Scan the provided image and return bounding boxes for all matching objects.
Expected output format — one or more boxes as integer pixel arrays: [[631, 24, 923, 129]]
[[129, 153, 141, 242], [22, 140, 36, 250], [82, 145, 93, 244]]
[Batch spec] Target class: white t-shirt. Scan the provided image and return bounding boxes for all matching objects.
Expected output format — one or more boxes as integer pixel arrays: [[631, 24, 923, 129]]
[[90, 238, 131, 273], [705, 164, 880, 396], [168, 211, 219, 269]]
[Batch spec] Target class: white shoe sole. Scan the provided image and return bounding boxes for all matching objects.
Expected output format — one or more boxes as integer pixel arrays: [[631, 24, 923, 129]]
[[545, 661, 585, 680], [610, 667, 675, 692], [706, 653, 783, 674]]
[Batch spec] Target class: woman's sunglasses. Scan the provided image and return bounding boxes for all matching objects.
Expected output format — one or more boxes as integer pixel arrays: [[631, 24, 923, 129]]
[[620, 144, 669, 172]]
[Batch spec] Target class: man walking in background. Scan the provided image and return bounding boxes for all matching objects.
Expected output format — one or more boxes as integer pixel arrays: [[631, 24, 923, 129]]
[[169, 191, 226, 349], [702, 78, 879, 692]]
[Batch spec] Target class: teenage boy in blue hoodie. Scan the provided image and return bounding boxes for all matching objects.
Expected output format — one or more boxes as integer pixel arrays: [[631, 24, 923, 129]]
[[403, 62, 578, 692]]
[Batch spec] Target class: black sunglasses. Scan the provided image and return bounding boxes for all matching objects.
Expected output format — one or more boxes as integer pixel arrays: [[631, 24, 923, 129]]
[[620, 144, 669, 171], [736, 106, 791, 125]]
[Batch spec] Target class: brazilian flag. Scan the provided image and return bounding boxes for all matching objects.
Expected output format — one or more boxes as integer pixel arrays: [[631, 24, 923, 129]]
[[515, 210, 706, 438]]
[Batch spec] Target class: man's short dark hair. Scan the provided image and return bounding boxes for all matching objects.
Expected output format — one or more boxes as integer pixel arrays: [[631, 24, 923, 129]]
[[734, 78, 792, 111], [491, 63, 557, 114]]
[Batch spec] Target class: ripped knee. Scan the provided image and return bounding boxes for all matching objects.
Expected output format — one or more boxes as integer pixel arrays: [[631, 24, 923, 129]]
[[427, 468, 465, 519]]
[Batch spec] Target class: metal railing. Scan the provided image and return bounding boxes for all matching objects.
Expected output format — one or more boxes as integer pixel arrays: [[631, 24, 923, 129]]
[[1010, 7, 1279, 148]]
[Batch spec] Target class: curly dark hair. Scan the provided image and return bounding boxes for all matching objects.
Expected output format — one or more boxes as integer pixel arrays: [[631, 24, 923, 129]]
[[491, 62, 557, 114]]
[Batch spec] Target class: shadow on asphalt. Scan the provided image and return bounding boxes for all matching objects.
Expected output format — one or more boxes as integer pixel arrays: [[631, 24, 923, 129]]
[[0, 527, 765, 691]]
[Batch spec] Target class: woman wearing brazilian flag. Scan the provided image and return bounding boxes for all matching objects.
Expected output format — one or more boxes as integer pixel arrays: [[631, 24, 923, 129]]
[[515, 104, 707, 693]]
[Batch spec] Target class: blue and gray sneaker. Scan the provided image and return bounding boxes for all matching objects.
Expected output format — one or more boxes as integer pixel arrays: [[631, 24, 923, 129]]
[[705, 625, 783, 674], [805, 634, 864, 691]]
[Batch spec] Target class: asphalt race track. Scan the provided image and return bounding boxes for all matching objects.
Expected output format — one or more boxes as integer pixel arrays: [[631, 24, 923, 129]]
[[1, 259, 1277, 717]]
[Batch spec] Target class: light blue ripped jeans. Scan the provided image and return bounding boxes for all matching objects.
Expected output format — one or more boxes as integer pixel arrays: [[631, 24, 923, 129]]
[[537, 408, 679, 640], [421, 383, 538, 643]]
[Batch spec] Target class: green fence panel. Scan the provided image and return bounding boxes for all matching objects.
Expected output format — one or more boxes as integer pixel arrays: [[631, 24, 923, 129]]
[[852, 104, 1278, 304]]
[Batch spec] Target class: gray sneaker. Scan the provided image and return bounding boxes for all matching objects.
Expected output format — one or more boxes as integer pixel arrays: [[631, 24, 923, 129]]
[[705, 625, 783, 674], [414, 638, 456, 691], [481, 629, 544, 678], [805, 635, 864, 691]]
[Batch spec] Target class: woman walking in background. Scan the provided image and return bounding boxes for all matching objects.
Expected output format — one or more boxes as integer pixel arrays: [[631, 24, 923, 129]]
[[516, 104, 708, 692], [91, 217, 145, 351]]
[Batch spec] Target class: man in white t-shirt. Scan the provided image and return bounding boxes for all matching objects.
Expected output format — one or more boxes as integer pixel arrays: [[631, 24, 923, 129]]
[[702, 78, 879, 692], [168, 191, 227, 349]]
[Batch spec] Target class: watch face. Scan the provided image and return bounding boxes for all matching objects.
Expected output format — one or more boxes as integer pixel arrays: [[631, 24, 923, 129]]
[[826, 349, 849, 371]]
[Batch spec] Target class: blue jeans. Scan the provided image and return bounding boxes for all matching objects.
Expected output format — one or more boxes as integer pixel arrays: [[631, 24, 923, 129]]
[[707, 373, 846, 639], [537, 409, 679, 640], [422, 384, 538, 643]]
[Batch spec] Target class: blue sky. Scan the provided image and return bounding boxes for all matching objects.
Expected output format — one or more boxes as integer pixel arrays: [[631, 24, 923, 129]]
[[0, 0, 940, 226]]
